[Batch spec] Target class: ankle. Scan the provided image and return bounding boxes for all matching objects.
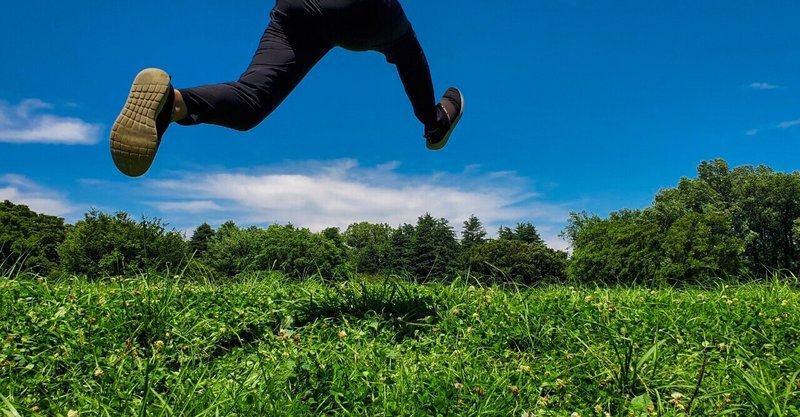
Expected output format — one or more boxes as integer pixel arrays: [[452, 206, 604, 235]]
[[172, 89, 188, 122]]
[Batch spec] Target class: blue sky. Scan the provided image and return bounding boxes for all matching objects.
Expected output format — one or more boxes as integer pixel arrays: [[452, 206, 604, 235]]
[[2, 0, 799, 249]]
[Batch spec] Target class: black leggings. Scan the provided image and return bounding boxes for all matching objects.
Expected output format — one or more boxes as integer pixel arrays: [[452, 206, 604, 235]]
[[178, 0, 437, 131]]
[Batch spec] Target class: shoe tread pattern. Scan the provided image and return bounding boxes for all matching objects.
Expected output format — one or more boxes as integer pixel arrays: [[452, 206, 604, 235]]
[[110, 68, 170, 177]]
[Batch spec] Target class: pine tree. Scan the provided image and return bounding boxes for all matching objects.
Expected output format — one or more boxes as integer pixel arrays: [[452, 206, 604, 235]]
[[188, 223, 215, 257], [514, 222, 544, 246], [412, 213, 457, 280], [497, 225, 515, 240], [461, 214, 487, 250]]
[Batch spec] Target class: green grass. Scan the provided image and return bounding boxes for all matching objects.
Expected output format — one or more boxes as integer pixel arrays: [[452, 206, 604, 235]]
[[1, 273, 799, 416]]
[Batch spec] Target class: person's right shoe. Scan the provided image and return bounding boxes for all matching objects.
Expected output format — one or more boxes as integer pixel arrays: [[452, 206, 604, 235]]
[[425, 87, 464, 150], [110, 68, 174, 177]]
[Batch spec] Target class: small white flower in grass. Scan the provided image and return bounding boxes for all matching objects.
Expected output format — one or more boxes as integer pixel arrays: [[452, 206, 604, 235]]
[[571, 412, 581, 417], [670, 391, 685, 408], [67, 410, 78, 417], [93, 367, 103, 378], [337, 330, 347, 339]]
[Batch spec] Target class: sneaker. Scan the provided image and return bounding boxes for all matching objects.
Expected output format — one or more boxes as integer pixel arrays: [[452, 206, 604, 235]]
[[424, 87, 464, 150], [110, 68, 174, 177]]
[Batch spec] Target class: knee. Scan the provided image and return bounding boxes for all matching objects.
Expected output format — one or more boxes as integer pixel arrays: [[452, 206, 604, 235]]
[[229, 115, 265, 132], [383, 30, 422, 64]]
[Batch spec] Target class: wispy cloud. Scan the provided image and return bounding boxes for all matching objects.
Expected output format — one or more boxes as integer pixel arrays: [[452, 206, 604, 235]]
[[0, 99, 102, 145], [778, 119, 800, 129], [0, 174, 74, 216], [144, 160, 572, 250], [745, 129, 759, 136], [151, 200, 224, 213], [746, 82, 781, 90]]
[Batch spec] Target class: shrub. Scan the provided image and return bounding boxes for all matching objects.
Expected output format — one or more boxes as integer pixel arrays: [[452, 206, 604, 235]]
[[58, 209, 186, 278], [0, 200, 66, 274], [467, 239, 567, 284], [343, 222, 394, 274], [204, 222, 266, 277], [262, 224, 347, 279]]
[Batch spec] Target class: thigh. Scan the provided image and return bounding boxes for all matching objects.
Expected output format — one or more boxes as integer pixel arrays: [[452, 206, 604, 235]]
[[239, 10, 331, 111], [321, 0, 412, 51]]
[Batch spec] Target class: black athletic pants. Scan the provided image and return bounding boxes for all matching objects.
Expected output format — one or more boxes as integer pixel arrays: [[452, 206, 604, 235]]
[[177, 0, 438, 132]]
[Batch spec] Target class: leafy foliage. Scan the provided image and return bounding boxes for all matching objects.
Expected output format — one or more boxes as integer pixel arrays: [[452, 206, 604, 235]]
[[0, 200, 65, 274], [467, 239, 567, 284], [461, 214, 487, 251], [567, 159, 800, 284], [343, 222, 394, 274], [408, 213, 458, 280], [261, 224, 347, 279], [204, 221, 267, 277], [187, 222, 215, 257], [58, 209, 186, 277]]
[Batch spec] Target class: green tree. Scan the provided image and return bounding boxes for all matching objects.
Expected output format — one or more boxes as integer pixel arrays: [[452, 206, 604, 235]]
[[468, 239, 567, 284], [513, 222, 544, 245], [343, 222, 394, 274], [658, 211, 744, 284], [262, 224, 347, 279], [566, 210, 664, 285], [496, 222, 544, 246], [0, 200, 66, 274], [410, 213, 458, 280], [58, 210, 186, 278], [566, 158, 800, 284], [188, 223, 215, 258], [321, 227, 344, 249], [497, 226, 515, 240], [204, 221, 267, 277], [390, 223, 415, 274], [461, 214, 487, 251]]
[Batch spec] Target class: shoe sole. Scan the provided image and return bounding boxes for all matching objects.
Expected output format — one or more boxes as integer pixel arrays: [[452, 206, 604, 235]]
[[110, 68, 171, 177], [427, 88, 464, 151]]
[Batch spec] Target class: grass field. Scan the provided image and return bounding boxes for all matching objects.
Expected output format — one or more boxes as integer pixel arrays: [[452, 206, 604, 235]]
[[1, 273, 799, 416]]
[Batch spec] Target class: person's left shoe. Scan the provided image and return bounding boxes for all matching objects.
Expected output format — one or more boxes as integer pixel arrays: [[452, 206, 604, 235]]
[[425, 87, 464, 150], [110, 68, 174, 177]]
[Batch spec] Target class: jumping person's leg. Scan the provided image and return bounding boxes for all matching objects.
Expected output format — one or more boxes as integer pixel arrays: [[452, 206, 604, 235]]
[[110, 4, 331, 177], [323, 0, 463, 149], [381, 31, 438, 131], [177, 11, 331, 131]]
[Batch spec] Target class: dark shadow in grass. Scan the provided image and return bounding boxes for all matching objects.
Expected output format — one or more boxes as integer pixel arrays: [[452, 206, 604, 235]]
[[210, 321, 272, 358], [294, 278, 438, 342]]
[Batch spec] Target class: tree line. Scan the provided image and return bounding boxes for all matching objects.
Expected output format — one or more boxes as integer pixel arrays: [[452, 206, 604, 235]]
[[0, 203, 566, 283], [565, 159, 800, 284], [4, 159, 800, 285]]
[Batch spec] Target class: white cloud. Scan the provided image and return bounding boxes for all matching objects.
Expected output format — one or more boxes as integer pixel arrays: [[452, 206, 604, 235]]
[[145, 160, 573, 250], [746, 82, 781, 90], [0, 174, 73, 216], [151, 200, 224, 213], [778, 119, 800, 129], [746, 129, 759, 136], [0, 99, 101, 145]]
